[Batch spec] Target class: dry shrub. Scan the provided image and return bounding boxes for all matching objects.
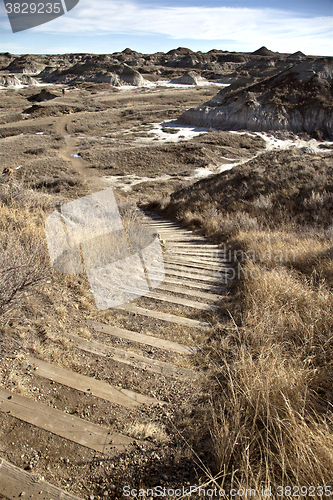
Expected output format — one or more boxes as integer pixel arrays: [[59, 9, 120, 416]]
[[303, 190, 333, 210], [252, 194, 273, 210], [174, 207, 259, 238], [0, 178, 60, 212], [242, 264, 333, 363], [24, 147, 45, 155], [230, 229, 333, 287], [124, 422, 169, 443], [0, 207, 51, 317], [33, 173, 80, 191], [117, 199, 144, 228], [0, 180, 56, 319]]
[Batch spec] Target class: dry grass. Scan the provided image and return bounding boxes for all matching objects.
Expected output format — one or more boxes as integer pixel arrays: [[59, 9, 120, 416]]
[[206, 264, 333, 488], [0, 177, 93, 359], [123, 421, 170, 443], [147, 149, 333, 488], [0, 180, 53, 318]]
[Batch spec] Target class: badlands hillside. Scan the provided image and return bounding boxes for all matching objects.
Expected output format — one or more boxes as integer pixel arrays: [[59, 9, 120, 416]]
[[0, 45, 315, 88], [179, 57, 333, 137]]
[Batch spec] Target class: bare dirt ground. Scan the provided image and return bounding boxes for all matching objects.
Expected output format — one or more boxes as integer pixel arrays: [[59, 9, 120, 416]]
[[0, 84, 265, 202]]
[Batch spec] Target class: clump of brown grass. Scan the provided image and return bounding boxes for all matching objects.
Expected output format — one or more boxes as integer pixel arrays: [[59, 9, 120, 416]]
[[147, 148, 333, 487], [209, 346, 333, 488], [204, 263, 333, 488]]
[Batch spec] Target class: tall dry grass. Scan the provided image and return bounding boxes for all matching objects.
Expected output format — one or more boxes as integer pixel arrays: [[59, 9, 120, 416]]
[[146, 149, 333, 489], [207, 262, 333, 490]]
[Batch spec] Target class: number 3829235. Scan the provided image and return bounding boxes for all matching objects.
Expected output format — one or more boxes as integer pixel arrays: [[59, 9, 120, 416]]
[[5, 3, 62, 14]]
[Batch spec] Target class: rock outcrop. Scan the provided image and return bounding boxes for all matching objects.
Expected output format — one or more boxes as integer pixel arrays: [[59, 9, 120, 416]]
[[27, 89, 58, 102], [288, 51, 306, 60], [252, 46, 277, 57], [178, 58, 333, 138], [119, 65, 147, 86], [0, 74, 39, 87], [170, 71, 208, 85]]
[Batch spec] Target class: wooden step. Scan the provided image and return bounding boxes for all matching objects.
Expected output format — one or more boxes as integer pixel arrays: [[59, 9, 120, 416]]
[[165, 251, 227, 261], [155, 230, 198, 236], [60, 332, 197, 379], [166, 249, 226, 256], [146, 221, 186, 225], [159, 275, 225, 293], [143, 219, 177, 224], [0, 387, 137, 456], [146, 226, 192, 232], [164, 257, 226, 271], [166, 256, 227, 267], [166, 247, 226, 256], [145, 289, 219, 311], [165, 243, 220, 249], [27, 356, 160, 408], [0, 458, 83, 500], [161, 266, 226, 284], [165, 262, 233, 279], [115, 303, 211, 328], [87, 320, 196, 354], [162, 236, 208, 242], [165, 255, 230, 266], [118, 286, 219, 311], [156, 282, 224, 301]]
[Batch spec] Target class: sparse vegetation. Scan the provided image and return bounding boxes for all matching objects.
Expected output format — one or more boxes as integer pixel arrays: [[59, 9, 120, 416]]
[[148, 148, 333, 488], [1, 51, 333, 497]]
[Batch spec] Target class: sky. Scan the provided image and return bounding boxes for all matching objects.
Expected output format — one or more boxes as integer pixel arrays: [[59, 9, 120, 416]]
[[0, 0, 332, 56]]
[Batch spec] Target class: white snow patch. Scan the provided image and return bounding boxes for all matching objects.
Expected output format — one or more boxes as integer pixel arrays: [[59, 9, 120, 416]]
[[229, 130, 333, 154], [137, 121, 212, 144], [103, 173, 172, 192], [117, 80, 229, 92]]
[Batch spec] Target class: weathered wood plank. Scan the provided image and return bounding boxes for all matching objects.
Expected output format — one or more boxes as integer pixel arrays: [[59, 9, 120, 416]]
[[0, 388, 136, 456], [159, 275, 226, 292], [162, 266, 227, 283], [86, 320, 196, 354], [166, 249, 226, 256], [163, 236, 208, 242], [0, 458, 83, 500], [165, 262, 233, 279], [166, 257, 228, 267], [156, 282, 224, 301], [165, 242, 221, 249], [115, 303, 211, 328], [27, 356, 160, 408], [164, 257, 226, 271], [60, 333, 197, 379], [117, 285, 219, 311], [145, 290, 219, 311], [165, 251, 228, 262]]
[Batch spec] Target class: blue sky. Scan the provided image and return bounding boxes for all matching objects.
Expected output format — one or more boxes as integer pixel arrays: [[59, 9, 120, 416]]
[[0, 0, 332, 55]]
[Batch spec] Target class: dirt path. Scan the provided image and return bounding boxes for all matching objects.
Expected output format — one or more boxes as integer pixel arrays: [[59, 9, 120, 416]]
[[55, 114, 108, 193]]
